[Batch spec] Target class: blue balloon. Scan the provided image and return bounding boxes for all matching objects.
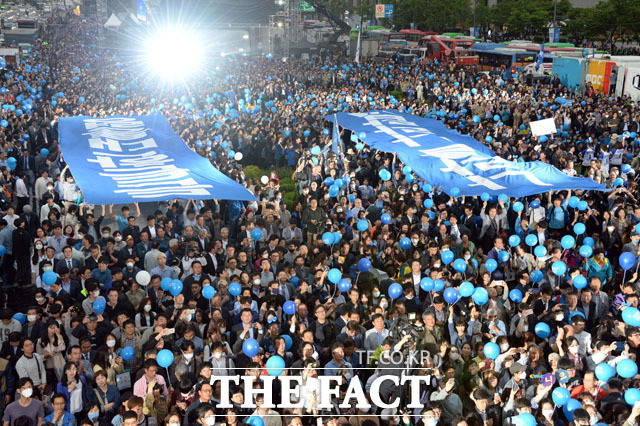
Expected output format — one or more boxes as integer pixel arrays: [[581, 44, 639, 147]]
[[328, 185, 339, 197], [530, 200, 540, 209], [243, 338, 260, 357], [622, 306, 640, 327], [551, 261, 567, 276], [388, 282, 403, 300], [573, 222, 586, 235], [399, 237, 411, 250], [563, 399, 582, 422], [625, 388, 640, 405], [498, 250, 510, 263], [266, 355, 285, 376], [381, 213, 391, 225], [328, 268, 342, 284], [121, 346, 135, 361], [358, 258, 372, 272], [443, 287, 459, 304], [568, 196, 580, 208], [92, 299, 106, 314], [485, 259, 498, 273], [459, 281, 474, 297], [357, 219, 368, 232], [617, 358, 638, 378], [577, 200, 588, 211], [514, 413, 536, 426], [483, 342, 500, 360], [228, 282, 241, 297], [251, 228, 263, 241], [472, 287, 488, 305], [508, 235, 521, 247], [453, 258, 467, 273], [534, 322, 551, 338], [332, 232, 341, 244], [512, 201, 524, 212], [561, 235, 576, 250], [160, 277, 172, 290], [583, 237, 595, 247], [509, 289, 523, 303], [246, 417, 265, 426], [322, 232, 335, 245], [620, 252, 636, 271], [530, 270, 543, 283], [283, 301, 297, 315], [441, 250, 454, 265], [595, 362, 615, 382], [423, 199, 434, 209], [534, 245, 547, 258], [552, 386, 571, 406], [280, 334, 293, 351], [202, 285, 216, 299], [420, 277, 434, 292], [433, 279, 445, 292], [572, 275, 587, 290], [525, 234, 538, 247], [337, 278, 351, 292], [480, 192, 490, 202], [165, 279, 181, 296], [156, 349, 174, 368], [42, 270, 57, 286], [12, 313, 25, 324], [379, 169, 391, 181]]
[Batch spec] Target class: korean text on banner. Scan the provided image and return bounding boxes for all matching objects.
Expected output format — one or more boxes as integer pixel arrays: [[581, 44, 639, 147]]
[[325, 111, 607, 197], [59, 114, 256, 204]]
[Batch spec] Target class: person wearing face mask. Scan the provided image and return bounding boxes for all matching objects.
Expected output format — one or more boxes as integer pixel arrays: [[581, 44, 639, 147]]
[[209, 341, 234, 376], [3, 377, 44, 425], [194, 403, 215, 426], [135, 298, 156, 333], [502, 362, 530, 398], [536, 399, 560, 425], [170, 341, 202, 384]]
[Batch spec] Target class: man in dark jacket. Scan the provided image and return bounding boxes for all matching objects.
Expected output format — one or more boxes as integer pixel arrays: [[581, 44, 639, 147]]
[[11, 219, 31, 287]]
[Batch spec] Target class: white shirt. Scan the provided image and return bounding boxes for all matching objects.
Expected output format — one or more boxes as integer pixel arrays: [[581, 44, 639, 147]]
[[69, 380, 83, 413], [2, 214, 18, 228], [15, 178, 28, 198]]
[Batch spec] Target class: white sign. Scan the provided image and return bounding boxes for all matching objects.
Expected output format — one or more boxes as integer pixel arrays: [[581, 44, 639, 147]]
[[529, 118, 557, 138]]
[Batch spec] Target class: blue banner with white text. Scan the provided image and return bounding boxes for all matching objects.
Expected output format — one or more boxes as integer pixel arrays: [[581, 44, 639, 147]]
[[59, 114, 256, 204], [326, 111, 607, 197]]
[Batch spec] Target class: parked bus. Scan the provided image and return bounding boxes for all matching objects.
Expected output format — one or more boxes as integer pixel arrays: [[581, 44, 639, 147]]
[[473, 47, 553, 73]]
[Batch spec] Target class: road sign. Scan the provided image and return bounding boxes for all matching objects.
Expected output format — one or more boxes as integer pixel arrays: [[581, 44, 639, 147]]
[[375, 4, 393, 18]]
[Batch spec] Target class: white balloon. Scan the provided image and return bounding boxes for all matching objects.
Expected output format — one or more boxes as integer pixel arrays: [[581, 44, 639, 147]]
[[261, 175, 269, 185], [136, 271, 151, 286], [234, 152, 243, 161]]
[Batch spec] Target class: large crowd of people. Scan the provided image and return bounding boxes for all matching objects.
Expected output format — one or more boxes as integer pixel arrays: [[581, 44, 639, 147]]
[[0, 8, 638, 426]]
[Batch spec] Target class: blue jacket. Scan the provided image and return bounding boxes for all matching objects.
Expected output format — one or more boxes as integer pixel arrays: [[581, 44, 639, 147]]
[[56, 375, 89, 413], [44, 411, 76, 425], [88, 384, 121, 416]]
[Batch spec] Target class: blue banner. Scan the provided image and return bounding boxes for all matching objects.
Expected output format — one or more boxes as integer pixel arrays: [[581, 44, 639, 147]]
[[325, 111, 607, 197], [59, 114, 256, 204]]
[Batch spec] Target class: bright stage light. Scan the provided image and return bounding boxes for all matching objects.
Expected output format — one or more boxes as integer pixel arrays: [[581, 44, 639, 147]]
[[143, 27, 204, 82]]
